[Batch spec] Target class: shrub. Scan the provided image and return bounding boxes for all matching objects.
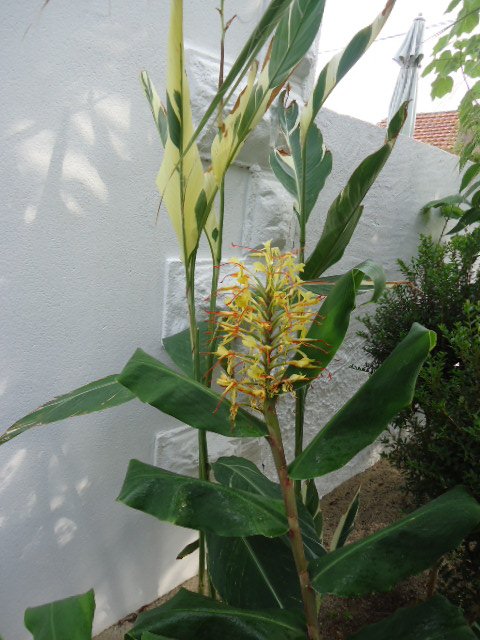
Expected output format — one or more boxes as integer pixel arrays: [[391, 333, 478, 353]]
[[359, 230, 480, 621]]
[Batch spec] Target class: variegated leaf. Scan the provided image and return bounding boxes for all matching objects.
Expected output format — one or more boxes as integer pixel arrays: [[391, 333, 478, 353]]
[[301, 0, 396, 140], [156, 0, 208, 264], [141, 70, 168, 146], [211, 0, 326, 187], [303, 102, 408, 280], [271, 94, 332, 221]]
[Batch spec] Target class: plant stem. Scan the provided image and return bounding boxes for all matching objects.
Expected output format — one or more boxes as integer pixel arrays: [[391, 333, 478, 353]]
[[294, 387, 306, 499], [294, 232, 306, 498], [186, 258, 210, 595], [264, 397, 322, 640]]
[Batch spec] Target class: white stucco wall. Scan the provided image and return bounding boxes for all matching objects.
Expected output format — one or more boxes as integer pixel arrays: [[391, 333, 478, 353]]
[[0, 2, 461, 638]]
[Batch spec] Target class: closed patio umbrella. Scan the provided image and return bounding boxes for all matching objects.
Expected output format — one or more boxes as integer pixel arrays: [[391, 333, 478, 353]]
[[387, 14, 426, 137]]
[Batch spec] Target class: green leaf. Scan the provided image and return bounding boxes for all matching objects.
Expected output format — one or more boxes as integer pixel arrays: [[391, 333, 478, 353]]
[[176, 539, 199, 560], [188, 0, 295, 152], [446, 0, 462, 12], [141, 633, 175, 640], [207, 456, 325, 611], [448, 207, 480, 234], [126, 589, 306, 640], [141, 71, 168, 147], [285, 261, 385, 388], [302, 0, 397, 131], [118, 349, 267, 438], [347, 595, 477, 640], [289, 323, 436, 479], [310, 486, 480, 597], [301, 123, 333, 220], [271, 97, 332, 221], [1, 375, 134, 447], [269, 0, 326, 87], [460, 162, 480, 191], [330, 487, 360, 551], [303, 102, 408, 280], [117, 459, 288, 538], [302, 480, 323, 541], [420, 193, 468, 214], [431, 75, 454, 98], [207, 533, 303, 611], [212, 457, 325, 559], [24, 590, 95, 640], [162, 321, 210, 380]]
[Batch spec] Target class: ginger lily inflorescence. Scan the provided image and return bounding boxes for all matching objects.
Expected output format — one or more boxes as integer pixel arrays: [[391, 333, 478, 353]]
[[214, 242, 322, 420]]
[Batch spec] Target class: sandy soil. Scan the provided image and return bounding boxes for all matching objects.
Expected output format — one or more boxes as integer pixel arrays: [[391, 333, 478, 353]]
[[94, 460, 425, 639]]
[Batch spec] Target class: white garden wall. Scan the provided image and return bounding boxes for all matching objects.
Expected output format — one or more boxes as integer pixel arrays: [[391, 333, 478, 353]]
[[0, 2, 461, 638]]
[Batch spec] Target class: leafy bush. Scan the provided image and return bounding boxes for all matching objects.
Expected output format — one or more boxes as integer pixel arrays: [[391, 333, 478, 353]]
[[359, 231, 480, 621]]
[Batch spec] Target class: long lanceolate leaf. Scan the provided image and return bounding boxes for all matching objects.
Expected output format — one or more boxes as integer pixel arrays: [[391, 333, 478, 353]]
[[156, 0, 214, 265], [285, 260, 386, 388], [300, 0, 396, 138], [211, 0, 326, 188], [126, 588, 306, 640], [347, 595, 477, 640], [117, 459, 288, 538], [207, 457, 324, 611], [118, 349, 267, 438], [302, 102, 408, 281], [310, 486, 480, 597], [141, 71, 168, 146], [188, 0, 296, 153], [24, 590, 95, 640], [212, 457, 325, 559], [330, 487, 360, 551], [289, 323, 436, 480], [0, 375, 134, 446], [270, 96, 332, 223]]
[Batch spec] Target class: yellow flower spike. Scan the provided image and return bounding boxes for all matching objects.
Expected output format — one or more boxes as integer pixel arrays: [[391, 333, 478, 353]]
[[215, 242, 320, 418]]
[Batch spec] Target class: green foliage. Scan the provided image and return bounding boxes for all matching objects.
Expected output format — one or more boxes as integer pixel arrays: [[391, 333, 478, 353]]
[[359, 231, 480, 621], [24, 590, 95, 640], [289, 323, 436, 479], [126, 589, 306, 640], [421, 162, 480, 236], [8, 2, 480, 639], [347, 595, 477, 640], [310, 486, 480, 597], [423, 0, 480, 166], [117, 459, 288, 538], [359, 231, 480, 369]]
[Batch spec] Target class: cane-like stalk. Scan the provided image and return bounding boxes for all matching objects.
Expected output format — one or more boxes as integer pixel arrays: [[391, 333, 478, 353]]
[[214, 243, 322, 639]]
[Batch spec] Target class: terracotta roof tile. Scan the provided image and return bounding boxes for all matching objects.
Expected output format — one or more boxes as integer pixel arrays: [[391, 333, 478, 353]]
[[378, 111, 459, 153]]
